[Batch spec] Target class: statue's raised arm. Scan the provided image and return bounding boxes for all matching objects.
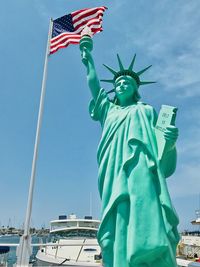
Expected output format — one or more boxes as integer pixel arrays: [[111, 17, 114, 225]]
[[80, 35, 101, 100]]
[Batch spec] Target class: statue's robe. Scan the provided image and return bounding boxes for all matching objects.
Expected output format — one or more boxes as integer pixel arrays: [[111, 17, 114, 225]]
[[89, 89, 179, 267]]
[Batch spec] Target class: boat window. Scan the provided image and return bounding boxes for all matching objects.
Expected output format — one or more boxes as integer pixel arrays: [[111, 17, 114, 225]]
[[78, 222, 99, 229], [83, 248, 97, 252], [51, 221, 77, 231], [50, 229, 97, 239]]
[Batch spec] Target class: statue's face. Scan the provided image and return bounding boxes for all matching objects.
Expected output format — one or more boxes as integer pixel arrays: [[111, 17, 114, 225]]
[[115, 75, 138, 104]]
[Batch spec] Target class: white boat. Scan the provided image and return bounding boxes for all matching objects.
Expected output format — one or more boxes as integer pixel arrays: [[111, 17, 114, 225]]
[[36, 214, 102, 266], [177, 213, 200, 267]]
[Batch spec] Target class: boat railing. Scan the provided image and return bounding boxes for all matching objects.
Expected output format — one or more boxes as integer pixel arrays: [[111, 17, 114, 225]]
[[181, 232, 200, 237], [0, 242, 100, 247]]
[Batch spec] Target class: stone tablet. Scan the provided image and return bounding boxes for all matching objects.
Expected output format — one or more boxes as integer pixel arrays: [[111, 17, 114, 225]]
[[155, 105, 178, 160]]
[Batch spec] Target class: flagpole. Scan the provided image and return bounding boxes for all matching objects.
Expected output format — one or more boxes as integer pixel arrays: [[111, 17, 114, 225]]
[[16, 18, 53, 267]]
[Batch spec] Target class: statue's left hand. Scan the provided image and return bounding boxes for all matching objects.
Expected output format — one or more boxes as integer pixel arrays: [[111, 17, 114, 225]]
[[164, 125, 178, 149], [160, 125, 178, 177]]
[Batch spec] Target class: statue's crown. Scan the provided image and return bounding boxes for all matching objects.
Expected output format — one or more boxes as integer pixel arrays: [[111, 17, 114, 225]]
[[101, 54, 155, 87]]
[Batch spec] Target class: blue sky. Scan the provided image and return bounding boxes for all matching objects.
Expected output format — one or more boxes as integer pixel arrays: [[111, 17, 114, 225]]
[[0, 0, 199, 231]]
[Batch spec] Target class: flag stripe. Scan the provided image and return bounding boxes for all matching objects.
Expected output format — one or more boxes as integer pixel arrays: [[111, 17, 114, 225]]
[[73, 10, 104, 28], [72, 6, 106, 20], [72, 7, 106, 24], [51, 40, 80, 54], [74, 18, 103, 32], [51, 30, 83, 42], [51, 34, 80, 47], [50, 6, 107, 54], [51, 38, 81, 51]]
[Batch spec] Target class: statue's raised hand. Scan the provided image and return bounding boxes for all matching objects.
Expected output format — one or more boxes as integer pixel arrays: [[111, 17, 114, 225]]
[[81, 47, 94, 67]]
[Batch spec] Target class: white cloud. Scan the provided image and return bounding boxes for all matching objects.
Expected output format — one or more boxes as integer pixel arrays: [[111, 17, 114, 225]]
[[110, 1, 200, 98]]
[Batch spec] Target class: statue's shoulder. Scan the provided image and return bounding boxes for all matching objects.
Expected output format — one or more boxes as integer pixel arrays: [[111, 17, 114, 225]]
[[137, 101, 153, 110], [137, 102, 155, 119]]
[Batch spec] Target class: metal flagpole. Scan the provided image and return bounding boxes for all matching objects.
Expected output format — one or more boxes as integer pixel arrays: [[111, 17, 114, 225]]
[[16, 18, 53, 267]]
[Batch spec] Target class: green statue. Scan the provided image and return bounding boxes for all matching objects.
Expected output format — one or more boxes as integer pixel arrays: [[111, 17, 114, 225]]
[[80, 34, 179, 267]]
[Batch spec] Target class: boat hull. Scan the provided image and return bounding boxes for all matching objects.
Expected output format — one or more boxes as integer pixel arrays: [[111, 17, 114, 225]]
[[36, 238, 102, 267], [36, 250, 102, 266]]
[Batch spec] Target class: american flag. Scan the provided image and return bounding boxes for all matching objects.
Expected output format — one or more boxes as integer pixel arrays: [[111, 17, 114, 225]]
[[50, 6, 107, 54]]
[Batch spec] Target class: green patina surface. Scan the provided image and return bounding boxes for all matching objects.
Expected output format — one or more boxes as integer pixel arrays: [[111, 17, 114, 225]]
[[80, 35, 179, 267]]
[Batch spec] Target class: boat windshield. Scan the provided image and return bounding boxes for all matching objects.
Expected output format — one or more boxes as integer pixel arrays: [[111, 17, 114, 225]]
[[50, 229, 97, 240]]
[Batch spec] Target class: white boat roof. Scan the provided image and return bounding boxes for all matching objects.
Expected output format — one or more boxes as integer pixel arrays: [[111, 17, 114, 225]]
[[50, 218, 100, 224], [50, 217, 100, 233]]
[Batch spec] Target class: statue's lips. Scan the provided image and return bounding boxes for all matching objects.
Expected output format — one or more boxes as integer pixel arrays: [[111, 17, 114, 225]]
[[116, 87, 128, 94]]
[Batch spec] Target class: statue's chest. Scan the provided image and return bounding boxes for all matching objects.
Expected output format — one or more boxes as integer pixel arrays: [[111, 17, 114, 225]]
[[105, 106, 138, 126]]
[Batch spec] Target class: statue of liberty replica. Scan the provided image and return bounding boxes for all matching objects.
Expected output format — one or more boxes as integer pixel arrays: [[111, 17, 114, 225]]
[[80, 30, 180, 267]]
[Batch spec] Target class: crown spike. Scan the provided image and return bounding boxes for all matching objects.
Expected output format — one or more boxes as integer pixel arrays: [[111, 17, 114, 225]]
[[102, 54, 154, 89], [128, 54, 136, 70], [137, 65, 152, 76], [117, 54, 124, 71], [140, 81, 156, 85], [103, 64, 117, 75], [100, 79, 114, 84]]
